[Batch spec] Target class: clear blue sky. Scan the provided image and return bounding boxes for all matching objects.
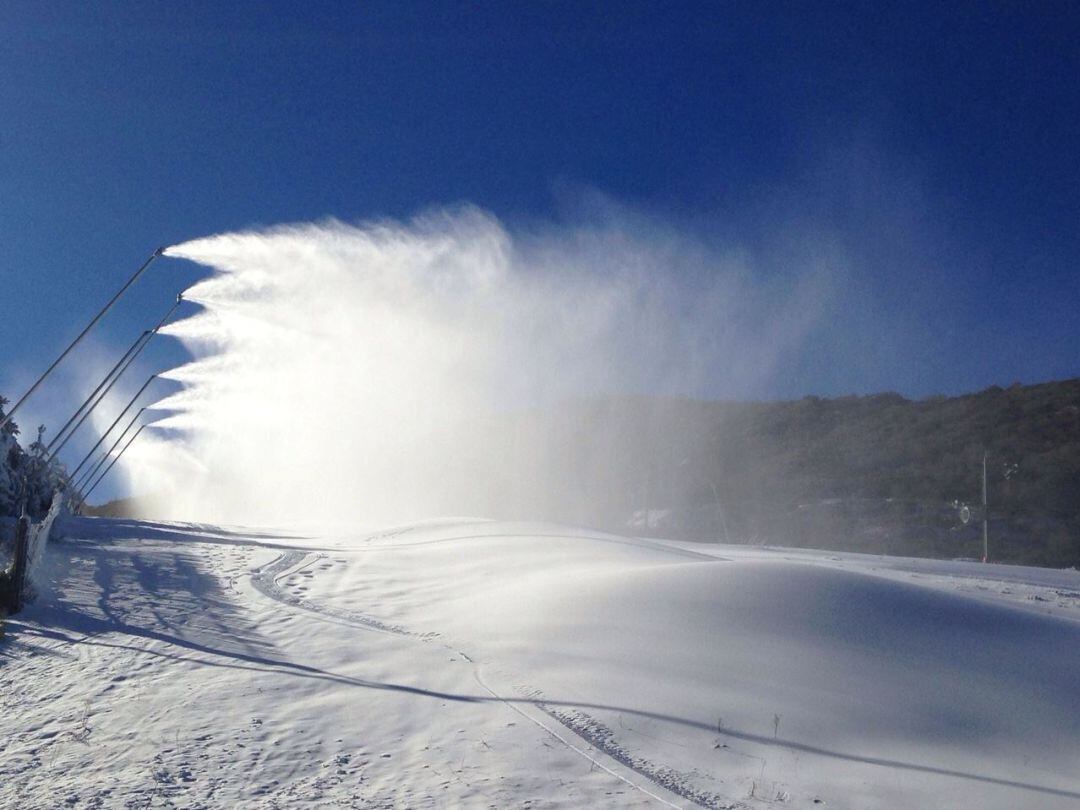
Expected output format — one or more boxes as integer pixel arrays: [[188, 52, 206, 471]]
[[2, 2, 1078, 457]]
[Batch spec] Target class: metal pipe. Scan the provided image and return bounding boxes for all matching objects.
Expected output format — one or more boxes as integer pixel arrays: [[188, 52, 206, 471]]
[[74, 405, 145, 491], [982, 451, 989, 563], [1, 247, 165, 432], [48, 293, 182, 462], [48, 292, 182, 455], [48, 333, 152, 461], [68, 373, 158, 482], [73, 406, 147, 492], [47, 330, 151, 454], [82, 424, 148, 503]]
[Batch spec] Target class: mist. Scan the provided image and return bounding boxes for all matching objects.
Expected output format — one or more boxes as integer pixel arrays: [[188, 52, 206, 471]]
[[126, 206, 832, 528]]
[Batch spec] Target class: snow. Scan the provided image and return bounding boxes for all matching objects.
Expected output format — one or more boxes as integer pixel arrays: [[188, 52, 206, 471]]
[[2, 516, 1078, 808]]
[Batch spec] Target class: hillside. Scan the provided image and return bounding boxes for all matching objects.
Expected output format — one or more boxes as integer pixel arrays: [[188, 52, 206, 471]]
[[467, 378, 1080, 568], [92, 379, 1080, 568], [4, 516, 1079, 808]]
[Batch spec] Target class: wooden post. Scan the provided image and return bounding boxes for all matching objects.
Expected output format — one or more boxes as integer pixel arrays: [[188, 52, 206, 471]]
[[10, 516, 30, 613]]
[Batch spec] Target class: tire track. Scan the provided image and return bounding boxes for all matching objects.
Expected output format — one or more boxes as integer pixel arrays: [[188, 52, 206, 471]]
[[469, 668, 686, 809], [250, 550, 434, 639], [249, 549, 743, 808], [471, 667, 749, 810]]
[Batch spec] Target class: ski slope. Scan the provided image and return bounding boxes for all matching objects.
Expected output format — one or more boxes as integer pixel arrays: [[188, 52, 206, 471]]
[[2, 516, 1078, 808]]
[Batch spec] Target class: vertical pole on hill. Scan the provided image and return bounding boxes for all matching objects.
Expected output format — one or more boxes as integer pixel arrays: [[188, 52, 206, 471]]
[[9, 516, 30, 613], [982, 451, 989, 563]]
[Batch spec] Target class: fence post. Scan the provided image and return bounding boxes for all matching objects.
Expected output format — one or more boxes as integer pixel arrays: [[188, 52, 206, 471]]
[[7, 516, 31, 613]]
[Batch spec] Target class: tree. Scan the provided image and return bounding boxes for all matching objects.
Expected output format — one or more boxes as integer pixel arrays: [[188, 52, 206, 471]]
[[0, 399, 64, 518]]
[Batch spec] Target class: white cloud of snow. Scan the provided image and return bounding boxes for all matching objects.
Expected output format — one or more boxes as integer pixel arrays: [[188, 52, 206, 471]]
[[128, 206, 835, 526]]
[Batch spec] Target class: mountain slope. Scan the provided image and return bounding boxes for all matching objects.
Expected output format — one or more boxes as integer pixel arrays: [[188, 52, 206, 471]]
[[3, 516, 1078, 808]]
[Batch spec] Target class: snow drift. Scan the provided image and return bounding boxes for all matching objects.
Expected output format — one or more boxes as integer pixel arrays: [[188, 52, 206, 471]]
[[4, 517, 1078, 808]]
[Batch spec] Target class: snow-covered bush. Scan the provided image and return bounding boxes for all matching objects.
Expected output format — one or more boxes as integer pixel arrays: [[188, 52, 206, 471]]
[[0, 397, 66, 519]]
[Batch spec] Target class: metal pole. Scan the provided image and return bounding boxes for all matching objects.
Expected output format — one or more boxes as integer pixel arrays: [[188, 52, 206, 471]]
[[48, 334, 152, 462], [48, 291, 182, 457], [1, 248, 165, 432], [68, 374, 158, 482], [73, 406, 147, 492], [47, 293, 182, 459], [82, 424, 147, 502], [982, 451, 989, 563], [47, 330, 151, 454], [4, 516, 31, 613]]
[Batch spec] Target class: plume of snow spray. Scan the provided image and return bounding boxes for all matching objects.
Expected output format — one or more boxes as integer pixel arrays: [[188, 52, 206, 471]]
[[125, 207, 829, 528]]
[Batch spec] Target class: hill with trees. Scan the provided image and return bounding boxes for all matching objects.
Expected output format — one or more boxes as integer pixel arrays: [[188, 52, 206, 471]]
[[93, 379, 1079, 569], [465, 378, 1080, 568]]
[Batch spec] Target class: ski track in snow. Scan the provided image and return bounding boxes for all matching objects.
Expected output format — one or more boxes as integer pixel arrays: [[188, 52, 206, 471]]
[[244, 526, 1080, 810], [7, 518, 1079, 808], [470, 670, 744, 810], [251, 549, 434, 639], [249, 544, 731, 809]]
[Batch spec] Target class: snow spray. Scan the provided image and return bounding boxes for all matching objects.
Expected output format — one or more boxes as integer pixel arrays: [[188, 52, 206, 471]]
[[125, 206, 828, 527]]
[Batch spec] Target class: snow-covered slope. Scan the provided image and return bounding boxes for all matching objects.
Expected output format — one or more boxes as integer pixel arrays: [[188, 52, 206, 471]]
[[2, 517, 1078, 808]]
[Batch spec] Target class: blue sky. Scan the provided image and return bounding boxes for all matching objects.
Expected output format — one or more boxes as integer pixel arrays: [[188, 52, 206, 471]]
[[1, 2, 1078, 480]]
